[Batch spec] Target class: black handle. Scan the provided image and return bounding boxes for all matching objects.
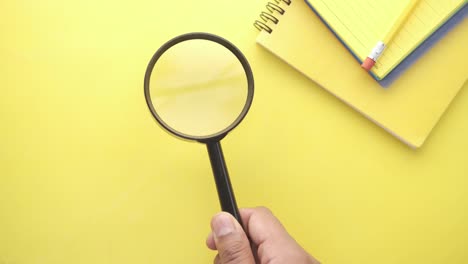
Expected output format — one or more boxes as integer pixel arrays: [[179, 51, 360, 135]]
[[206, 141, 243, 226]]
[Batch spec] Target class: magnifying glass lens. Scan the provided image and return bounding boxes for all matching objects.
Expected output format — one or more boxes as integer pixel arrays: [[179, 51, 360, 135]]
[[149, 39, 249, 138]]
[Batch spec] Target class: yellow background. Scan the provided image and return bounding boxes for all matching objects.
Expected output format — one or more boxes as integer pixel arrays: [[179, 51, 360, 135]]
[[1, 0, 467, 263]]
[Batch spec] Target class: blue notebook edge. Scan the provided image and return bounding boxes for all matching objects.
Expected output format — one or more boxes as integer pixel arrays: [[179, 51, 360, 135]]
[[303, 0, 468, 87], [380, 4, 467, 87]]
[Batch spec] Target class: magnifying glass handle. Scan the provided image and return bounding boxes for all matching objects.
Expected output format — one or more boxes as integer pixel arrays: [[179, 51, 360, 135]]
[[206, 141, 243, 227]]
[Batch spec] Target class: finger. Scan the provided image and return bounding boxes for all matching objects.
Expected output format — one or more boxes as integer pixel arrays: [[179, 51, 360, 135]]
[[206, 231, 217, 250], [211, 212, 255, 264], [239, 207, 319, 263], [239, 207, 292, 246]]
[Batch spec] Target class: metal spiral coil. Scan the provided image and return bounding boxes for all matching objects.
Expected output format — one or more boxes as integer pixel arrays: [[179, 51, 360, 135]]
[[254, 0, 292, 33]]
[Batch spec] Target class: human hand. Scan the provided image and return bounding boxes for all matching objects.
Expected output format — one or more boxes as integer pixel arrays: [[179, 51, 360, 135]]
[[206, 207, 320, 264]]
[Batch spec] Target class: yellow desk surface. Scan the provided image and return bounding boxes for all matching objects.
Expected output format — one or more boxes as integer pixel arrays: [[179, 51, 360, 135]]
[[1, 1, 467, 263]]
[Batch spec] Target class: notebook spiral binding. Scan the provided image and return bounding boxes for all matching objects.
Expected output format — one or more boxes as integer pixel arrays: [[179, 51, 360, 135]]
[[254, 0, 292, 33]]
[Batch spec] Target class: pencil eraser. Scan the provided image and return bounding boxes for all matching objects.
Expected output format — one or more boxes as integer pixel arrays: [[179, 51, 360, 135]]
[[361, 57, 375, 71]]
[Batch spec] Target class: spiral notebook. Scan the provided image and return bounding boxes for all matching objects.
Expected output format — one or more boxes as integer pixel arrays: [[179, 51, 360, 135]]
[[304, 0, 467, 81], [254, 0, 468, 148]]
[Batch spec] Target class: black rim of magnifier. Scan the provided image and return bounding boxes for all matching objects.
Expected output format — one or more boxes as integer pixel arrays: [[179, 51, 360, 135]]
[[144, 32, 254, 142]]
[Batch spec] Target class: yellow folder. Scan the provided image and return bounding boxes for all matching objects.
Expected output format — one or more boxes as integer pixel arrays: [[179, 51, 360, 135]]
[[255, 0, 468, 148]]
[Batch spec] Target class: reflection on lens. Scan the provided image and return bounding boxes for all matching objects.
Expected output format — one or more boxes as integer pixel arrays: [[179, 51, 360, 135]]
[[149, 39, 248, 138]]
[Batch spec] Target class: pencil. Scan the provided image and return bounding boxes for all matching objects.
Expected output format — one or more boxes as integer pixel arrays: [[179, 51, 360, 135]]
[[361, 0, 421, 71]]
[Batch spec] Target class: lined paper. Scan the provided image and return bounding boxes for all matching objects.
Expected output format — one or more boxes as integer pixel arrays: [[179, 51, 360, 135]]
[[308, 0, 466, 78]]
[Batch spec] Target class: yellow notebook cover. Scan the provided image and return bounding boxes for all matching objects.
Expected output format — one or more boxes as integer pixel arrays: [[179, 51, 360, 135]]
[[255, 0, 468, 148], [304, 0, 466, 79]]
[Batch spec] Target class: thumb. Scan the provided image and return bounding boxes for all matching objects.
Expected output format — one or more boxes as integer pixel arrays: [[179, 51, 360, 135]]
[[211, 212, 255, 264]]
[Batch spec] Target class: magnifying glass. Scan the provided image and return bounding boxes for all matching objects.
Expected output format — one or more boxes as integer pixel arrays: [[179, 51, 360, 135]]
[[144, 33, 254, 225]]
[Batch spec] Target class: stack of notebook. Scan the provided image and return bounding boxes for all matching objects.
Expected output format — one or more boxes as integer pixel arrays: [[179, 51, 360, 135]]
[[254, 0, 468, 148], [304, 0, 467, 83]]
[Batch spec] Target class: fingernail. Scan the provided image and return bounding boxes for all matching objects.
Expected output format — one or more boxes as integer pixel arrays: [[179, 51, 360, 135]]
[[212, 213, 235, 238]]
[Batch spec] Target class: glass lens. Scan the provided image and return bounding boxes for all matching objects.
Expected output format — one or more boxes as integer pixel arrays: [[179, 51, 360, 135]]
[[148, 39, 248, 138]]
